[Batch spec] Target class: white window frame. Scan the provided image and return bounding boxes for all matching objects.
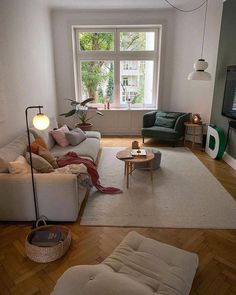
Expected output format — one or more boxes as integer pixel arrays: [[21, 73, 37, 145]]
[[72, 25, 161, 109]]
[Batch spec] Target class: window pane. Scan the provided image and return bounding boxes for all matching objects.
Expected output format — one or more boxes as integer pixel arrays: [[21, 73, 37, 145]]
[[80, 61, 114, 103], [120, 60, 154, 105], [79, 32, 114, 51], [120, 32, 155, 51]]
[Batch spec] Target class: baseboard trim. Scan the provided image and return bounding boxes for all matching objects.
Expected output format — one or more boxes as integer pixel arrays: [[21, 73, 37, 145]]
[[223, 152, 236, 171], [101, 131, 141, 136]]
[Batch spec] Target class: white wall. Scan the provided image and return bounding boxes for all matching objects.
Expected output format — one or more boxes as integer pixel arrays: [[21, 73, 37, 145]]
[[51, 2, 223, 135], [0, 0, 57, 147], [0, 1, 223, 142], [51, 8, 175, 134], [167, 0, 223, 123]]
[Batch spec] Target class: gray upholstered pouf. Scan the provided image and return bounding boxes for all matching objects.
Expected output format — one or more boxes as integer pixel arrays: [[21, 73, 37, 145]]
[[51, 231, 198, 295], [134, 148, 161, 170]]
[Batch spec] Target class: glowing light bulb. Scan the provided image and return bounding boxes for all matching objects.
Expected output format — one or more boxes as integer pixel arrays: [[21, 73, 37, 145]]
[[33, 113, 50, 130]]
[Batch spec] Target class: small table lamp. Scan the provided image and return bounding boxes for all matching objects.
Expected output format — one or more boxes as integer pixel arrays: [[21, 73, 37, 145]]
[[25, 106, 50, 227], [191, 113, 202, 125]]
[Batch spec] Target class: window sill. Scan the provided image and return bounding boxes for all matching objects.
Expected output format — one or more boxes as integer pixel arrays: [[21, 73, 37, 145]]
[[97, 108, 156, 111]]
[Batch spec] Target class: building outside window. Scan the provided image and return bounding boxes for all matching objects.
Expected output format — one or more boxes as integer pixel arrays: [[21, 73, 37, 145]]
[[73, 26, 160, 108], [122, 77, 129, 86]]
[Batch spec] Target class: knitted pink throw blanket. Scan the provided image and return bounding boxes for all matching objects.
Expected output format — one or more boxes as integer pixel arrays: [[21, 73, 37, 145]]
[[57, 152, 122, 194]]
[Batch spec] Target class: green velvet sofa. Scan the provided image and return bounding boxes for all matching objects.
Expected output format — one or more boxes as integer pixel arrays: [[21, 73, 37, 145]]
[[142, 111, 190, 145]]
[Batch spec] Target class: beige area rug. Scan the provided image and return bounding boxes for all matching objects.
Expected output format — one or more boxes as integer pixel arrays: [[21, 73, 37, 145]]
[[80, 147, 236, 228]]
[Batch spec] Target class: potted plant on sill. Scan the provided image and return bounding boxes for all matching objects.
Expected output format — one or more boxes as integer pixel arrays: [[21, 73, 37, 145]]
[[60, 98, 103, 131]]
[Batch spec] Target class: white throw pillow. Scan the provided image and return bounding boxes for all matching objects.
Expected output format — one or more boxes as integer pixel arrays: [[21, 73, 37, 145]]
[[8, 155, 31, 174]]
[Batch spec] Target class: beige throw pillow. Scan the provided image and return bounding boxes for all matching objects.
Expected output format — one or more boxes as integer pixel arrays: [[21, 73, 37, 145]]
[[25, 152, 54, 173], [8, 155, 31, 174], [38, 146, 58, 169]]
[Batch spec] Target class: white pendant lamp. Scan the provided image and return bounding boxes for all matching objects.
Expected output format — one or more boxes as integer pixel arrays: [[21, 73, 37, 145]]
[[188, 59, 211, 81], [188, 0, 211, 81]]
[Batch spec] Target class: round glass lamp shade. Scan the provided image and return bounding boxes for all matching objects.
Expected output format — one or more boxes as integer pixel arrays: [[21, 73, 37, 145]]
[[33, 113, 50, 130], [188, 59, 211, 81]]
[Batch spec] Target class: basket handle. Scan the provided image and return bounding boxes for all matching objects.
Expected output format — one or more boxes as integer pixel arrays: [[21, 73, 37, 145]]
[[36, 215, 48, 228]]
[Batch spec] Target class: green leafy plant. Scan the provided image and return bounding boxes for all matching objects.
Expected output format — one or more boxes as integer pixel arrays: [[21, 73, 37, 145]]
[[60, 98, 103, 124]]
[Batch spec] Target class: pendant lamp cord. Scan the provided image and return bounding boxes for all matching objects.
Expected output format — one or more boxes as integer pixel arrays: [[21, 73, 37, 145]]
[[164, 0, 208, 59], [163, 0, 207, 12], [201, 0, 208, 59]]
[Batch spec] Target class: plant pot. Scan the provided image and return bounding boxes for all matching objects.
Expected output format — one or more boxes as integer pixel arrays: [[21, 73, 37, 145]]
[[75, 122, 93, 131]]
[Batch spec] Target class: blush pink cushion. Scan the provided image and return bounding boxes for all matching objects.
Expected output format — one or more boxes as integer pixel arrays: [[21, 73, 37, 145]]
[[51, 125, 70, 147]]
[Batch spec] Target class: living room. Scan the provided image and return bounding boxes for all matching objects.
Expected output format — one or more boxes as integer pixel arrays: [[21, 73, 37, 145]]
[[0, 0, 236, 294]]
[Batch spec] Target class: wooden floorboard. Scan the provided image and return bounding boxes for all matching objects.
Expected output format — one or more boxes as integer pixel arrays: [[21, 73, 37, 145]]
[[0, 137, 236, 294]]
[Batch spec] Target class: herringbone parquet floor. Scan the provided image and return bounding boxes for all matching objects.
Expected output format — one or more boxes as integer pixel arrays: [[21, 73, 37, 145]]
[[0, 137, 236, 295]]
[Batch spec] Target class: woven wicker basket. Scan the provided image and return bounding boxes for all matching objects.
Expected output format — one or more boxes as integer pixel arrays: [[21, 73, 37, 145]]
[[25, 225, 71, 263]]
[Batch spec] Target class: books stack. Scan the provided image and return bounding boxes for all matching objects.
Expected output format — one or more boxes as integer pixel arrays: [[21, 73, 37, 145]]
[[117, 154, 133, 160], [131, 149, 147, 156], [116, 151, 133, 160], [30, 230, 62, 247]]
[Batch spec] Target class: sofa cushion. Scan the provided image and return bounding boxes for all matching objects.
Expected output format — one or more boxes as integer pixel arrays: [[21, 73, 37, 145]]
[[25, 152, 54, 173], [156, 111, 184, 119], [103, 231, 198, 295], [28, 137, 48, 154], [154, 116, 176, 128], [51, 125, 70, 147], [73, 127, 85, 134], [51, 264, 152, 295], [65, 129, 87, 146], [8, 155, 31, 174], [38, 146, 58, 169], [154, 112, 184, 128], [0, 133, 34, 173], [51, 231, 198, 295], [85, 131, 101, 140], [50, 137, 100, 162], [142, 126, 179, 140]]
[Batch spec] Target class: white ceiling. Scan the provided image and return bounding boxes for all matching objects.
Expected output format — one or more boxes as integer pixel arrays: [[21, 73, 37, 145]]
[[41, 0, 207, 10]]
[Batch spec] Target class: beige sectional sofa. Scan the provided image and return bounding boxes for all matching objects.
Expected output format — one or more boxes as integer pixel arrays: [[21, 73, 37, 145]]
[[0, 119, 101, 222]]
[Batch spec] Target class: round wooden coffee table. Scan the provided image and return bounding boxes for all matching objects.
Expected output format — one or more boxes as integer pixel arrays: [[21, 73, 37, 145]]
[[116, 148, 154, 188]]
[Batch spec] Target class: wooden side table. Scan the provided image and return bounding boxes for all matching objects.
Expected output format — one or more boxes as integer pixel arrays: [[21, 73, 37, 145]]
[[116, 149, 154, 188], [184, 122, 205, 148]]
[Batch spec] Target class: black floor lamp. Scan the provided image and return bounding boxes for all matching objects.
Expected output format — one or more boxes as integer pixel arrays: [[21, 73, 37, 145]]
[[25, 105, 50, 227]]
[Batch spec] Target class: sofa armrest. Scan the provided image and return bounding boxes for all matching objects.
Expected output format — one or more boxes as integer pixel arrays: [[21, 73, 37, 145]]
[[0, 173, 79, 221], [143, 111, 157, 128], [174, 113, 191, 135], [0, 173, 36, 220], [35, 173, 79, 221]]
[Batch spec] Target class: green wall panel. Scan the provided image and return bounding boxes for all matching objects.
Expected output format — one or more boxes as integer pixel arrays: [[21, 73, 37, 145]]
[[211, 0, 236, 159]]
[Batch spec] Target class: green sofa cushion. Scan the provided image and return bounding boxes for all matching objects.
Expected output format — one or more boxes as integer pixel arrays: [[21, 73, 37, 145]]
[[156, 111, 184, 119], [154, 111, 184, 128], [165, 112, 184, 119], [154, 117, 176, 128], [142, 126, 179, 140]]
